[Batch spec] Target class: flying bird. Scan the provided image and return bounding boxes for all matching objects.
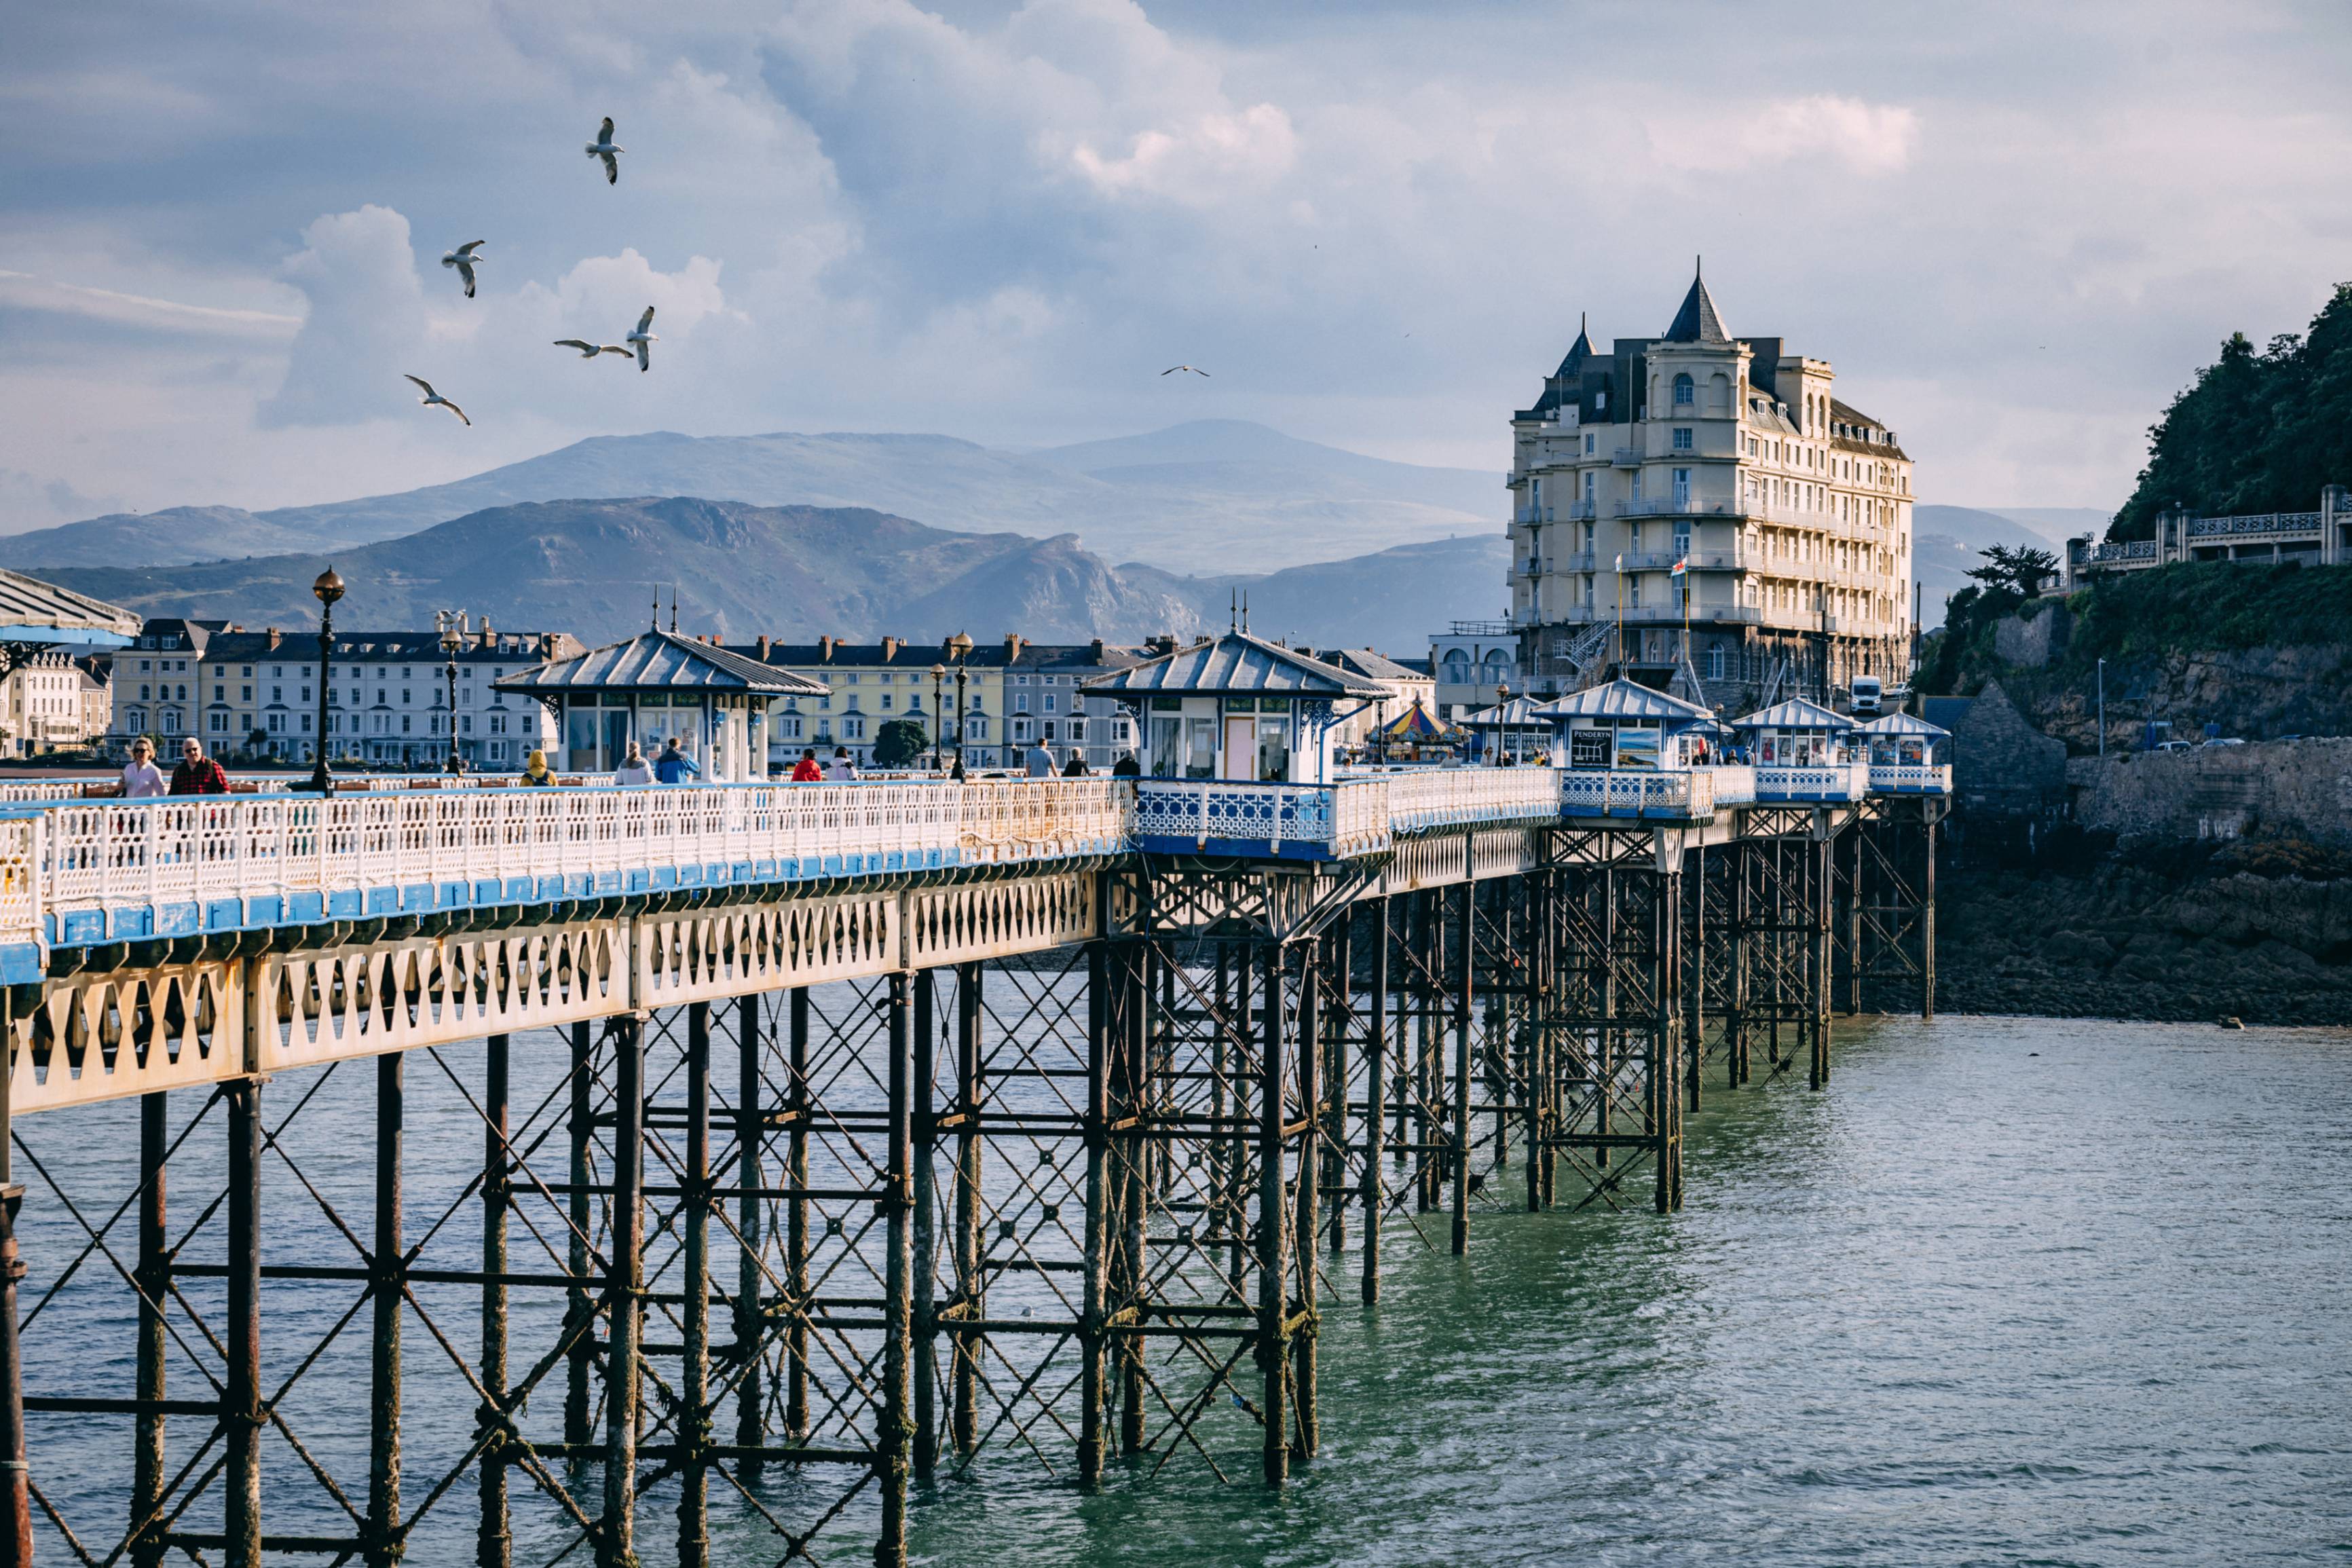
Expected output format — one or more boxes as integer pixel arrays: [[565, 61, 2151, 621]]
[[586, 116, 624, 185], [1161, 365, 1210, 377], [627, 306, 658, 372], [440, 240, 485, 298], [553, 339, 631, 359], [404, 375, 470, 426]]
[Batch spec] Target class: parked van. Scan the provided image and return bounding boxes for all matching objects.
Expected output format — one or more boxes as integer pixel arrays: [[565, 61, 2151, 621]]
[[1850, 676, 1883, 715]]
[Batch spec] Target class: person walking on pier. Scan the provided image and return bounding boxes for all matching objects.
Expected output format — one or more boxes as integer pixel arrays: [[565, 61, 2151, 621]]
[[117, 736, 166, 798], [614, 739, 655, 785], [790, 747, 823, 782], [519, 748, 555, 786], [1025, 740, 1054, 777], [169, 736, 227, 796], [654, 735, 700, 784]]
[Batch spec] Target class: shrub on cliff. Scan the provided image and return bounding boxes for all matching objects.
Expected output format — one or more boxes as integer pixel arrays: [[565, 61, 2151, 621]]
[[2111, 282, 2352, 540], [2063, 559, 2352, 661]]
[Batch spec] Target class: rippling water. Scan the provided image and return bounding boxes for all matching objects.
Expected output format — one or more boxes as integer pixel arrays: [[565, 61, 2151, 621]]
[[19, 1015, 2352, 1565], [905, 1015, 2352, 1567]]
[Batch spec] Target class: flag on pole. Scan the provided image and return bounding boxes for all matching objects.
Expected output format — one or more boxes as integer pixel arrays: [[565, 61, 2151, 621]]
[[1613, 553, 1624, 572], [1670, 556, 1688, 578]]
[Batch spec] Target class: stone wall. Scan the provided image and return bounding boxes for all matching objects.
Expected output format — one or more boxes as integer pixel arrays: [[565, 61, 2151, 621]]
[[1954, 677, 2067, 813], [2066, 736, 2352, 848], [1990, 602, 2070, 669]]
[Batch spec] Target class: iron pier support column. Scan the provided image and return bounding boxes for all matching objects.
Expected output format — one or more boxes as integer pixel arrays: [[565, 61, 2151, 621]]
[[911, 971, 939, 1485], [1324, 922, 1349, 1258], [1812, 831, 1833, 1091], [1686, 846, 1706, 1113], [1080, 942, 1110, 1487], [1730, 848, 1751, 1087], [225, 1077, 262, 1568], [1257, 941, 1290, 1486], [1451, 884, 1472, 1257], [0, 1181, 26, 1568], [600, 1015, 645, 1568], [565, 1021, 595, 1451], [479, 1037, 512, 1568], [733, 996, 763, 1478], [951, 964, 984, 1457], [1292, 935, 1320, 1463], [677, 1003, 711, 1568], [1119, 944, 1147, 1457], [1654, 861, 1684, 1215], [131, 1094, 168, 1568], [367, 1051, 405, 1567], [1526, 874, 1548, 1212], [1922, 815, 1939, 1021], [876, 972, 913, 1568], [786, 989, 810, 1440], [1360, 897, 1388, 1303]]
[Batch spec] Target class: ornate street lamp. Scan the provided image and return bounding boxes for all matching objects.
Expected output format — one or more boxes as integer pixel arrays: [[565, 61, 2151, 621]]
[[929, 662, 947, 772], [946, 632, 974, 779], [307, 567, 344, 794], [437, 610, 468, 774], [1494, 683, 1510, 766]]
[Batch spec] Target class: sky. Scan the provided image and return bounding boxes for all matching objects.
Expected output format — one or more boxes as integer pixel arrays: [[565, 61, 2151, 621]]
[[4, 0, 2351, 531]]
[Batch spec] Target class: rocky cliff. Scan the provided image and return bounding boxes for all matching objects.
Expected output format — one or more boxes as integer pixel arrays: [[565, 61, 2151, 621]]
[[1937, 833, 2352, 1024]]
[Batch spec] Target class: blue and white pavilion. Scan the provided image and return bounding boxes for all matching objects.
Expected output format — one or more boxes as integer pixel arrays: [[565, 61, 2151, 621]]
[[1533, 679, 1715, 770], [1730, 697, 1855, 766], [1081, 632, 1390, 783], [500, 630, 827, 781]]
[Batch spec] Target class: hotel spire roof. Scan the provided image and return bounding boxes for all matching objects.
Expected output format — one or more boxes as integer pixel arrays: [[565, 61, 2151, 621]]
[[1662, 259, 1731, 345]]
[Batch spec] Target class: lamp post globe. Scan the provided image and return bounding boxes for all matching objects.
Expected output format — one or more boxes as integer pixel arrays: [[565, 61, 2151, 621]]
[[307, 568, 346, 794]]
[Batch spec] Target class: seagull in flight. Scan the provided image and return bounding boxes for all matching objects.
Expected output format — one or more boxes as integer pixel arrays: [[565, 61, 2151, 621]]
[[404, 375, 470, 426], [627, 306, 658, 372], [440, 240, 485, 298], [553, 339, 631, 359], [586, 116, 624, 185], [1161, 365, 1210, 377]]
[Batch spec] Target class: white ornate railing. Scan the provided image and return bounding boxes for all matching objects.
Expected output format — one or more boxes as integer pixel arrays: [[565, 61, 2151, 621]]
[[1753, 762, 1869, 802], [24, 781, 1127, 942], [1699, 764, 1756, 804], [1866, 763, 1952, 794], [1557, 769, 1715, 817], [1382, 769, 1565, 833], [2186, 511, 2321, 539]]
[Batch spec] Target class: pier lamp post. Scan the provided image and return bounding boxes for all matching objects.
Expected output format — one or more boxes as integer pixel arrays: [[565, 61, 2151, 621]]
[[307, 567, 344, 794], [437, 610, 467, 774], [1494, 683, 1510, 766], [929, 662, 947, 772], [946, 632, 974, 778]]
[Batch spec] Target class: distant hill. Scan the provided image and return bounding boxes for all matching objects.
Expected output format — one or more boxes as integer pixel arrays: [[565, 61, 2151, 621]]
[[1913, 504, 2082, 629], [1, 421, 1500, 577], [0, 506, 366, 569], [33, 496, 1505, 654]]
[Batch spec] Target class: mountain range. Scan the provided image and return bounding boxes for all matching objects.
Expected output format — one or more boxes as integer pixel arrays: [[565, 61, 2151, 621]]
[[0, 421, 1498, 578], [32, 496, 1510, 651]]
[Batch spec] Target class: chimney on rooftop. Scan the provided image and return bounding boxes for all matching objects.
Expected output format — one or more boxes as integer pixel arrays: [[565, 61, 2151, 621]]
[[477, 618, 494, 650], [1089, 638, 1104, 663], [757, 635, 771, 660], [881, 635, 900, 660], [1145, 634, 1176, 656], [1003, 633, 1024, 661], [265, 628, 281, 649], [819, 636, 836, 662]]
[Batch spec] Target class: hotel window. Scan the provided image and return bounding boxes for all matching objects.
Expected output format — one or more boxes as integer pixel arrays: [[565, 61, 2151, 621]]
[[1584, 432, 1595, 455], [1673, 373, 1694, 407], [844, 717, 865, 739], [1672, 427, 1692, 451], [1707, 646, 1725, 682]]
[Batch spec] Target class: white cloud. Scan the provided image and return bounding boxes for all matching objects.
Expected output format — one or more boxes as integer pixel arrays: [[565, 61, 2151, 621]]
[[261, 204, 430, 428], [1649, 94, 1920, 176]]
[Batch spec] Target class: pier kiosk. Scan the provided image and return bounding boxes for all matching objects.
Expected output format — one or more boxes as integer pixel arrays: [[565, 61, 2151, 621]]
[[499, 628, 827, 781], [1083, 631, 1390, 784], [1533, 678, 1715, 771], [1729, 697, 1854, 766]]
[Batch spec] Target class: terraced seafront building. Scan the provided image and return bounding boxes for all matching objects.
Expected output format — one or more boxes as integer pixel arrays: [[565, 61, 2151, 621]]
[[1506, 264, 1916, 707]]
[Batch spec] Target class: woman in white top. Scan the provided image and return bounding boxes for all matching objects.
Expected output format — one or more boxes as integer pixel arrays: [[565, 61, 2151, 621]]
[[119, 737, 168, 798], [613, 739, 656, 786]]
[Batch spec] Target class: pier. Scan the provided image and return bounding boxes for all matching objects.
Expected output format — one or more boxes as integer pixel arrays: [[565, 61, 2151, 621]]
[[2, 761, 1942, 1566]]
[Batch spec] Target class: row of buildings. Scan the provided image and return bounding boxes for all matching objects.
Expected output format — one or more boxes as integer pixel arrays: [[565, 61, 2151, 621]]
[[84, 618, 1436, 774]]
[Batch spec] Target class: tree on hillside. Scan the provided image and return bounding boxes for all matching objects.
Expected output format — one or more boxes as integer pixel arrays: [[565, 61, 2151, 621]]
[[872, 718, 929, 769], [1966, 544, 2060, 598], [2112, 282, 2352, 540]]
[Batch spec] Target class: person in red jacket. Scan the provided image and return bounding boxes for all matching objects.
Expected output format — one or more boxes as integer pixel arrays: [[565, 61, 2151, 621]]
[[789, 747, 825, 783], [170, 736, 229, 796]]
